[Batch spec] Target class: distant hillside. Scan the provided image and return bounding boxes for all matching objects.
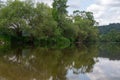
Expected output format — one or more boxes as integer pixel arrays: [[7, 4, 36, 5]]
[[98, 23, 120, 34]]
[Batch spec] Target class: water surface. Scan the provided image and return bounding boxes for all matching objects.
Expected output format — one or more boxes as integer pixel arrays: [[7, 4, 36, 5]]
[[0, 43, 120, 80]]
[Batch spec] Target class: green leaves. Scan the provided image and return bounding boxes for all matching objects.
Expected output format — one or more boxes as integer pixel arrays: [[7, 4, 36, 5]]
[[0, 0, 99, 44], [100, 29, 120, 42], [73, 10, 99, 42], [52, 0, 68, 28]]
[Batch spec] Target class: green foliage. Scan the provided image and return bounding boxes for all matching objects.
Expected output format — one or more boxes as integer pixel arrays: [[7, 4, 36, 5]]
[[52, 0, 68, 21], [30, 3, 59, 39], [100, 29, 120, 42], [0, 35, 10, 45], [0, 0, 99, 45], [73, 10, 99, 42], [62, 18, 79, 42], [99, 23, 120, 34], [99, 23, 120, 42], [52, 0, 68, 29], [0, 0, 33, 38]]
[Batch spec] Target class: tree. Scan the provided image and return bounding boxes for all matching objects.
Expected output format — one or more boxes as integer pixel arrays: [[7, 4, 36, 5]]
[[52, 0, 68, 29], [0, 0, 99, 45], [100, 29, 120, 42], [0, 0, 61, 44], [73, 10, 99, 42], [62, 18, 79, 42], [29, 3, 59, 40], [0, 0, 34, 38]]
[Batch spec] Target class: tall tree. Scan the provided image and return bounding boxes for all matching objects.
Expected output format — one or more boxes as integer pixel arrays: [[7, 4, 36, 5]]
[[30, 3, 58, 40], [73, 10, 99, 42], [52, 0, 68, 28], [0, 0, 34, 38]]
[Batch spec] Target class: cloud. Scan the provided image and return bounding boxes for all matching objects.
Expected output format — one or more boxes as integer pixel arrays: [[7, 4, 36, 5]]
[[37, 0, 82, 14], [66, 58, 120, 80], [87, 58, 120, 80], [87, 0, 120, 25], [67, 0, 81, 14], [38, 0, 120, 25], [3, 0, 120, 25]]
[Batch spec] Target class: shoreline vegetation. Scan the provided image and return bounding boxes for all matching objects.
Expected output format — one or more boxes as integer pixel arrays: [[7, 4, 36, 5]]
[[0, 0, 119, 47]]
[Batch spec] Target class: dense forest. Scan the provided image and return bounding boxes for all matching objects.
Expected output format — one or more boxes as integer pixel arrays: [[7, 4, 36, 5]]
[[0, 0, 99, 46], [99, 23, 120, 42], [99, 23, 120, 34], [0, 0, 119, 46]]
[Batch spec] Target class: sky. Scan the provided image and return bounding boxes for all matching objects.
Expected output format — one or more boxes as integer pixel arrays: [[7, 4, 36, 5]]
[[1, 0, 120, 25], [37, 0, 120, 25]]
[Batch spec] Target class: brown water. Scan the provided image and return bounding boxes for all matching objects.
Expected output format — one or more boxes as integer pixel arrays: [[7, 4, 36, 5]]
[[0, 43, 120, 80]]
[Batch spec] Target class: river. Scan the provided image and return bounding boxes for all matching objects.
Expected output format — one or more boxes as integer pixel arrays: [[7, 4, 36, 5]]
[[0, 43, 120, 80]]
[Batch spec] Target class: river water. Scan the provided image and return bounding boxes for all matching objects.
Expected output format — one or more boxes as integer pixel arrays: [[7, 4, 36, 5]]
[[0, 43, 120, 80]]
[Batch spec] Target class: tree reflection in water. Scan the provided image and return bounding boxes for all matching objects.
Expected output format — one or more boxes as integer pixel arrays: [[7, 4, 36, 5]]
[[0, 43, 119, 80]]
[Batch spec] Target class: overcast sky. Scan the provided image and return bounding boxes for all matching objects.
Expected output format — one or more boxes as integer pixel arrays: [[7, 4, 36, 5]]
[[37, 0, 120, 25], [2, 0, 120, 25]]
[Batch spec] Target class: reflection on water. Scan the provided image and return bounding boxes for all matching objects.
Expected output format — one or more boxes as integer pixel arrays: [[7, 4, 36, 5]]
[[88, 58, 120, 80], [0, 43, 120, 80]]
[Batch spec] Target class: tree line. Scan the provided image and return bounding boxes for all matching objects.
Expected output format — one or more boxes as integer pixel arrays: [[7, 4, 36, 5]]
[[0, 0, 100, 45], [99, 23, 120, 42]]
